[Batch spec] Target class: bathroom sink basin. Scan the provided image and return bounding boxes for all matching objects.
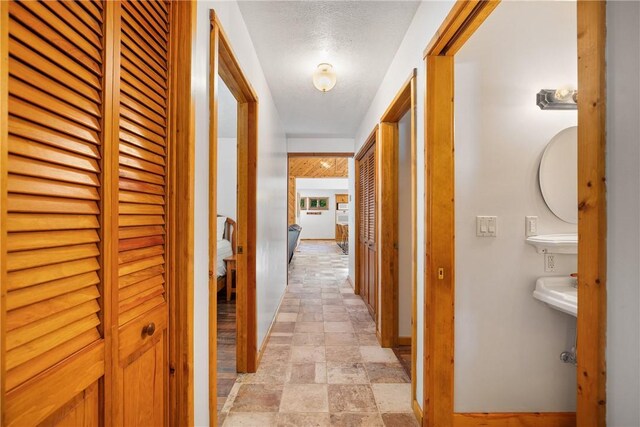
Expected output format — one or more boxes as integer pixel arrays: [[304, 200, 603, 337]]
[[533, 276, 577, 317]]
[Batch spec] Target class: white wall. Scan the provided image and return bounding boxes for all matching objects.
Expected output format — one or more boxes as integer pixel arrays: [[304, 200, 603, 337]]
[[397, 112, 412, 338], [287, 137, 354, 153], [297, 178, 349, 240], [454, 2, 577, 411], [606, 2, 640, 425], [351, 0, 455, 409], [193, 2, 288, 424], [217, 137, 237, 220]]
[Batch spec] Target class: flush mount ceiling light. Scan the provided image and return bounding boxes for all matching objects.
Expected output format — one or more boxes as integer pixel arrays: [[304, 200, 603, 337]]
[[313, 63, 337, 92]]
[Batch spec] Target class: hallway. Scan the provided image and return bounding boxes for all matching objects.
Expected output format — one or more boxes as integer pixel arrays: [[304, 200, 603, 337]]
[[218, 241, 417, 426]]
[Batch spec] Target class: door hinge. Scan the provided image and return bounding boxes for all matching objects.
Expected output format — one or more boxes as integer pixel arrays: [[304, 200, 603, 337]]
[[237, 246, 243, 254], [438, 268, 444, 280]]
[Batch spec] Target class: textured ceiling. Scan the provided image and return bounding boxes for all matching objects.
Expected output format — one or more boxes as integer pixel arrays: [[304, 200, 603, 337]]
[[238, 1, 420, 138]]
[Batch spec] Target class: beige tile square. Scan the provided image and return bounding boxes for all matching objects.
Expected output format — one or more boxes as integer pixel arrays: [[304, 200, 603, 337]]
[[325, 345, 362, 362], [291, 345, 326, 363], [324, 332, 357, 346], [359, 346, 399, 363], [326, 362, 368, 384], [277, 312, 299, 322], [297, 311, 324, 322], [323, 311, 351, 322], [327, 384, 377, 412], [222, 412, 278, 426], [371, 383, 412, 412], [230, 384, 283, 412], [276, 413, 330, 427], [324, 321, 354, 333], [329, 413, 384, 427], [279, 384, 329, 413], [295, 321, 325, 333], [292, 333, 325, 346], [287, 363, 326, 384]]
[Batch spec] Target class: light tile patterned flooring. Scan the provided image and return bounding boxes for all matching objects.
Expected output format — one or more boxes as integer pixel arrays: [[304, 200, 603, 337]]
[[219, 240, 418, 427]]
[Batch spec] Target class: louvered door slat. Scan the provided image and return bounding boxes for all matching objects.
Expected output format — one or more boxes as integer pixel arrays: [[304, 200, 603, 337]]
[[10, 2, 102, 72], [6, 271, 100, 311], [59, 1, 103, 37], [7, 229, 100, 252], [7, 286, 100, 329], [9, 18, 101, 84], [5, 3, 106, 416], [118, 0, 169, 327], [8, 41, 101, 103]]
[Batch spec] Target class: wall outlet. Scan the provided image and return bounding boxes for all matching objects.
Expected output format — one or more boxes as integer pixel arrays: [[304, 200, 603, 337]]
[[545, 254, 556, 272], [525, 216, 538, 237]]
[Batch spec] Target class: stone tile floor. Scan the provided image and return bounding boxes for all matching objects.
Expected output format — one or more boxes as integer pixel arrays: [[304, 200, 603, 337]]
[[219, 240, 419, 427]]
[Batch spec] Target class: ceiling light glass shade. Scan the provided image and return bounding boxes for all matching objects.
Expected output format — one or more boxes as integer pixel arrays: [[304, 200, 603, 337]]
[[313, 63, 337, 92]]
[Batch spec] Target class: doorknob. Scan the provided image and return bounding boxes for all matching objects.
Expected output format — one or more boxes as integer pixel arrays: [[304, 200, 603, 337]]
[[142, 322, 156, 337]]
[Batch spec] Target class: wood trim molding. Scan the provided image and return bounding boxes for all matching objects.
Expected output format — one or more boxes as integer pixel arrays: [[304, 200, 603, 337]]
[[413, 399, 424, 425], [381, 69, 416, 122], [576, 2, 607, 425], [355, 125, 379, 160], [424, 0, 500, 57], [423, 1, 606, 426], [168, 1, 196, 425], [424, 54, 455, 427], [453, 413, 576, 427]]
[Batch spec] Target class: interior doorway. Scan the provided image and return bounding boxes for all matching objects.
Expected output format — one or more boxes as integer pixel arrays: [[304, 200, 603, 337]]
[[286, 153, 353, 275], [423, 1, 606, 426], [209, 10, 259, 425]]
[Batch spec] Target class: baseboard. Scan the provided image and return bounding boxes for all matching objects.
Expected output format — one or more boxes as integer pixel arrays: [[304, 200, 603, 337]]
[[256, 288, 287, 367], [412, 399, 423, 425], [397, 336, 411, 346], [453, 412, 576, 427], [346, 275, 354, 288]]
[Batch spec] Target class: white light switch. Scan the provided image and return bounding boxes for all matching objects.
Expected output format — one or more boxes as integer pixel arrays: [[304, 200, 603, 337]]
[[476, 216, 497, 237]]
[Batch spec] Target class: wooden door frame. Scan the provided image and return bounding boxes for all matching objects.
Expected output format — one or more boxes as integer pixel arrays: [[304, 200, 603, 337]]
[[378, 70, 420, 420], [209, 9, 259, 425], [354, 127, 378, 315], [167, 1, 196, 425], [423, 1, 606, 426]]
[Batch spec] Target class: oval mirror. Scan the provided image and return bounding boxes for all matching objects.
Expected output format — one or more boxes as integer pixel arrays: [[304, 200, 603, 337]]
[[539, 126, 578, 224]]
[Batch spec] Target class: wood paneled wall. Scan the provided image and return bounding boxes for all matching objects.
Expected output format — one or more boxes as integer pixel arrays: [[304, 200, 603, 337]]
[[289, 157, 348, 178], [287, 156, 348, 226]]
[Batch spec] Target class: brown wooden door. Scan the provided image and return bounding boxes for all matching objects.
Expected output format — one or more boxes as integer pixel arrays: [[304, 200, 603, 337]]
[[115, 0, 170, 425], [357, 144, 376, 317], [1, 0, 181, 424], [3, 1, 107, 425]]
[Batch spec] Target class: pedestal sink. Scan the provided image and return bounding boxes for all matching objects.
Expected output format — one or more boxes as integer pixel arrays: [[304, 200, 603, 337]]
[[533, 276, 577, 317]]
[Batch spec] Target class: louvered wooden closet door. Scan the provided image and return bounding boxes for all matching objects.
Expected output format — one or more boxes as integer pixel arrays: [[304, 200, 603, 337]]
[[116, 1, 171, 425], [4, 0, 106, 425], [357, 144, 376, 318]]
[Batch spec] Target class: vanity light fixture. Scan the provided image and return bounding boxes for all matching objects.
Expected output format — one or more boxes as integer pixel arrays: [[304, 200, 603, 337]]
[[313, 63, 337, 92], [537, 86, 578, 110]]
